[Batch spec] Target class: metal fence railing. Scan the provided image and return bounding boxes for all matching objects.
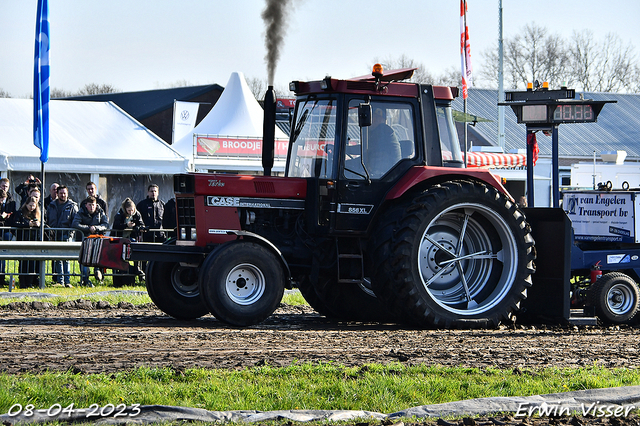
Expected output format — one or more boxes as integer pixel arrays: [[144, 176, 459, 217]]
[[0, 226, 172, 291]]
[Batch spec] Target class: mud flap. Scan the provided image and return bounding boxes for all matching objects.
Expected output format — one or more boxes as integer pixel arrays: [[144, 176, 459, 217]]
[[79, 236, 130, 271], [519, 208, 571, 323]]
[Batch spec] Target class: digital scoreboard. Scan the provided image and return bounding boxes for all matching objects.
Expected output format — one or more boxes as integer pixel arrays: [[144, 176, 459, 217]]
[[500, 88, 614, 126], [518, 102, 601, 124]]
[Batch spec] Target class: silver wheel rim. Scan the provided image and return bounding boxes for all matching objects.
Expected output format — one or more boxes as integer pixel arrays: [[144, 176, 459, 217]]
[[171, 264, 199, 298], [225, 263, 266, 305], [606, 283, 635, 315], [359, 277, 376, 298], [418, 202, 518, 315]]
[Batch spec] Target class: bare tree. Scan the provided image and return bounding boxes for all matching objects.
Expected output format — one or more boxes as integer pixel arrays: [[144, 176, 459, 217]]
[[569, 30, 637, 92], [503, 23, 569, 89], [50, 88, 74, 99], [246, 76, 267, 100], [372, 55, 459, 85], [478, 23, 639, 93], [0, 88, 10, 98], [165, 79, 193, 88], [75, 83, 120, 96]]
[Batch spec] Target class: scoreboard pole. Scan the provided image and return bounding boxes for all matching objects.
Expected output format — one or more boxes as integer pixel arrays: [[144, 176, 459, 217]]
[[552, 125, 559, 208]]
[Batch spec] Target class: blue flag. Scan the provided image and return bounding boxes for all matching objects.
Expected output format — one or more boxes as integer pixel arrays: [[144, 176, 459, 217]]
[[33, 0, 50, 163]]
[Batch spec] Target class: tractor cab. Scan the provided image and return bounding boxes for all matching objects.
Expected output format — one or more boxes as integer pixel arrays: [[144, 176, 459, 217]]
[[285, 65, 464, 233]]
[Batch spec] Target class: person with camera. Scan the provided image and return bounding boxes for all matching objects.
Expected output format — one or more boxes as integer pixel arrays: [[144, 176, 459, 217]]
[[15, 175, 42, 207]]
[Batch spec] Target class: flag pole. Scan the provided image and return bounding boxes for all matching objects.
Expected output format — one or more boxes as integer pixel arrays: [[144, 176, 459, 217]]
[[460, 0, 472, 166], [39, 161, 46, 288], [34, 0, 50, 289]]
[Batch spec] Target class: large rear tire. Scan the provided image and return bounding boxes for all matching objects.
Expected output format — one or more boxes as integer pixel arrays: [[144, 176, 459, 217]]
[[199, 242, 285, 326], [301, 275, 395, 322], [372, 180, 535, 328], [589, 272, 640, 324], [146, 261, 209, 320]]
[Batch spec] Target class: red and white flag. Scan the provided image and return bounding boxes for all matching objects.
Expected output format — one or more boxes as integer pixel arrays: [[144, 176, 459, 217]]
[[460, 0, 472, 99]]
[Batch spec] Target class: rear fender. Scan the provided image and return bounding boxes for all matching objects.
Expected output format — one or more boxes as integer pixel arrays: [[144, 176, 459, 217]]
[[385, 166, 511, 201]]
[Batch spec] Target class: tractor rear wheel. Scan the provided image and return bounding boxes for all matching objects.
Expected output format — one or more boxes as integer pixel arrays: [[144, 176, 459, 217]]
[[199, 241, 285, 326], [372, 180, 535, 328], [304, 275, 395, 322], [146, 261, 209, 320], [589, 272, 640, 324]]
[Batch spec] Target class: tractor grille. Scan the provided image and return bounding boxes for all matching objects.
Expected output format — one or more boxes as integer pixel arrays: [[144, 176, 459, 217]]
[[177, 197, 196, 227]]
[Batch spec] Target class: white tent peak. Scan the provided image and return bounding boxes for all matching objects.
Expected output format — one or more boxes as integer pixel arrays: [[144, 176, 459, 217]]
[[173, 71, 287, 156]]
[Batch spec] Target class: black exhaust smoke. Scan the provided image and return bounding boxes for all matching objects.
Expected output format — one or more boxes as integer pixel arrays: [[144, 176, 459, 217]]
[[262, 0, 292, 86], [262, 86, 276, 176]]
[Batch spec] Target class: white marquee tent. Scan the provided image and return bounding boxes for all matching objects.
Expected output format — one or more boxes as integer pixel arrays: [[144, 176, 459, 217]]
[[0, 98, 189, 174], [173, 72, 289, 173]]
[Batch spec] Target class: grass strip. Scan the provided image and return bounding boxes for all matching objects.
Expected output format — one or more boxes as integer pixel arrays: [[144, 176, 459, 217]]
[[1, 364, 639, 414], [0, 286, 307, 307]]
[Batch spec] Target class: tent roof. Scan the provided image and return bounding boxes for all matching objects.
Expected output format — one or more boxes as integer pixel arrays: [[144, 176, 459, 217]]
[[0, 99, 188, 174], [173, 72, 287, 163]]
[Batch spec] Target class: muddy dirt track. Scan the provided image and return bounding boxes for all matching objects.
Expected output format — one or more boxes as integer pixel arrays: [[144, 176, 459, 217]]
[[1, 300, 639, 375]]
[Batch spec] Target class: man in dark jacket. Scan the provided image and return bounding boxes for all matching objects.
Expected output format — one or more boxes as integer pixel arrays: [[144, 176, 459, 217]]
[[136, 184, 165, 242], [85, 181, 107, 215], [72, 196, 108, 287], [47, 185, 78, 287], [0, 189, 15, 285]]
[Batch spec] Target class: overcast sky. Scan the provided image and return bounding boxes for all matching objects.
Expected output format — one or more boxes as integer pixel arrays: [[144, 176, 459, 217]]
[[1, 0, 639, 98]]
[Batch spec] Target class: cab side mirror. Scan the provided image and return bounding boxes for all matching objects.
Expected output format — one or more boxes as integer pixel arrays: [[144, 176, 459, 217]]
[[358, 103, 372, 127]]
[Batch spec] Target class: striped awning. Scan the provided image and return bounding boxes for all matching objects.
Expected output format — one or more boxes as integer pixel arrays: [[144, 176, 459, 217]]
[[466, 152, 526, 168]]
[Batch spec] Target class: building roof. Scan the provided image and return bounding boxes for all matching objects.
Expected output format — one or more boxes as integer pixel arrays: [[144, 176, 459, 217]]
[[452, 89, 640, 159], [63, 84, 224, 121]]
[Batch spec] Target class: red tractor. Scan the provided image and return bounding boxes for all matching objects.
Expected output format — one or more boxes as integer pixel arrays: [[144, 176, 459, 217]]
[[82, 66, 535, 327]]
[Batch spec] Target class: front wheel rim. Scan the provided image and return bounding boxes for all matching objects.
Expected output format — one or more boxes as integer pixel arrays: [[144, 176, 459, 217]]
[[607, 283, 635, 315], [225, 263, 266, 305], [418, 202, 519, 316], [171, 264, 199, 298]]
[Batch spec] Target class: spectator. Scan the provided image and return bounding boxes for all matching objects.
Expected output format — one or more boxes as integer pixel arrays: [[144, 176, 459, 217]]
[[72, 196, 108, 287], [47, 185, 78, 287], [28, 186, 41, 205], [518, 196, 528, 209], [85, 181, 107, 214], [16, 175, 41, 206], [0, 178, 13, 202], [137, 184, 164, 242], [12, 197, 41, 289], [43, 182, 59, 284], [113, 198, 145, 239], [112, 198, 145, 285], [44, 182, 59, 209], [162, 197, 176, 238], [0, 189, 16, 286], [84, 182, 108, 283]]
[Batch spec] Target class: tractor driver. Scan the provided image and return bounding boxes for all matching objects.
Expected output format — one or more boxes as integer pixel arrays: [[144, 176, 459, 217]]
[[366, 106, 402, 178]]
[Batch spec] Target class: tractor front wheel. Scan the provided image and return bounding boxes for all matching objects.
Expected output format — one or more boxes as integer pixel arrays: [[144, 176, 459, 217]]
[[199, 242, 285, 326]]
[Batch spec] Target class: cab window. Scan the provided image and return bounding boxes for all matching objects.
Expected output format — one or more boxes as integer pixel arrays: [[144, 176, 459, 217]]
[[287, 99, 336, 178], [344, 100, 415, 180]]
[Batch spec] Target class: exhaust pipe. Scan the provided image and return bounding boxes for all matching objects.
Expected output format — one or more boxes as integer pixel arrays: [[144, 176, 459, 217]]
[[262, 86, 276, 176]]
